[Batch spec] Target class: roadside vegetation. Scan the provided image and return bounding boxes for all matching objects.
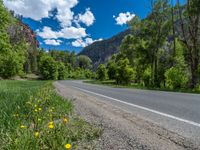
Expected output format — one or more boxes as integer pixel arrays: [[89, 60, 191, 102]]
[[0, 0, 95, 80], [0, 81, 101, 149], [95, 0, 200, 92]]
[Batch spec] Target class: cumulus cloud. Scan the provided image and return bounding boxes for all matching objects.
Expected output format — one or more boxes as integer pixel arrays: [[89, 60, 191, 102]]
[[72, 38, 102, 47], [114, 12, 135, 25], [37, 26, 87, 39], [75, 8, 95, 26], [44, 39, 62, 46], [3, 0, 78, 26]]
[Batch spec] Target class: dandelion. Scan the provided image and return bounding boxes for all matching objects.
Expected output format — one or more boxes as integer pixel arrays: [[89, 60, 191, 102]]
[[20, 125, 26, 129], [38, 108, 42, 111], [34, 109, 38, 112], [65, 144, 71, 149], [63, 118, 68, 123], [49, 121, 54, 125], [48, 122, 54, 129], [34, 132, 39, 137], [48, 124, 54, 129]]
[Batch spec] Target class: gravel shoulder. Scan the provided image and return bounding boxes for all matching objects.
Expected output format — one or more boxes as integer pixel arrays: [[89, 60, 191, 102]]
[[54, 81, 200, 150]]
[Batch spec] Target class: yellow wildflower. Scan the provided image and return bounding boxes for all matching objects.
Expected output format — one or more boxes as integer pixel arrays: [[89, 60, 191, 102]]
[[63, 118, 68, 123], [48, 124, 54, 129], [34, 132, 39, 137], [65, 144, 71, 149], [38, 108, 42, 111], [34, 109, 38, 112], [49, 121, 54, 125], [20, 125, 26, 129]]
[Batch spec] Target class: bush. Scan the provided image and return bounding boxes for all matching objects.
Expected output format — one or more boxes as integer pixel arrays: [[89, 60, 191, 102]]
[[116, 59, 135, 85], [57, 62, 67, 80], [165, 67, 189, 89], [96, 64, 107, 81], [142, 66, 152, 87], [39, 55, 58, 80], [107, 61, 117, 80]]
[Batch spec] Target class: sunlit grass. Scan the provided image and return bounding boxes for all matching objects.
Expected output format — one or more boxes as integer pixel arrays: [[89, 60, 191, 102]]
[[0, 80, 101, 149]]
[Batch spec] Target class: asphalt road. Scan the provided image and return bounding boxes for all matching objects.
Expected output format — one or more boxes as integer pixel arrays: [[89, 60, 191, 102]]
[[59, 80, 200, 144]]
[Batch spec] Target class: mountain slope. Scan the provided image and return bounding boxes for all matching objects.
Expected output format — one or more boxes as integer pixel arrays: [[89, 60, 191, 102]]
[[79, 29, 131, 68]]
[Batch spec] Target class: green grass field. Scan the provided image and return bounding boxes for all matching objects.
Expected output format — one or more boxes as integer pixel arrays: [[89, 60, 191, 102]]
[[0, 80, 101, 150]]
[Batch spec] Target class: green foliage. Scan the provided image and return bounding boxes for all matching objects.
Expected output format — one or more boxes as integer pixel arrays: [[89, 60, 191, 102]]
[[57, 62, 67, 80], [76, 55, 92, 69], [107, 60, 118, 80], [165, 67, 189, 89], [115, 59, 135, 85], [142, 66, 152, 87], [39, 55, 58, 80], [96, 64, 107, 81]]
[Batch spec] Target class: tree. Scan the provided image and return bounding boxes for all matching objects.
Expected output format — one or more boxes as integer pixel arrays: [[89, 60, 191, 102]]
[[107, 55, 118, 80], [177, 0, 200, 88], [115, 58, 135, 85], [57, 62, 67, 80], [39, 55, 58, 80], [76, 55, 92, 69], [96, 64, 107, 81]]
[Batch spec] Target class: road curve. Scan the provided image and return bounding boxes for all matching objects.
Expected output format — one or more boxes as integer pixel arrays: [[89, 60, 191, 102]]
[[58, 80, 200, 146]]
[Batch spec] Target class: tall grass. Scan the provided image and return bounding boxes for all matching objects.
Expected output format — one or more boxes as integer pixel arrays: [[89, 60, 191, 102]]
[[0, 81, 101, 149]]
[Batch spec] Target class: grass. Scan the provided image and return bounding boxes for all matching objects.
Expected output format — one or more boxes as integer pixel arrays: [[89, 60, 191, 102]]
[[84, 80, 200, 94], [0, 80, 101, 150]]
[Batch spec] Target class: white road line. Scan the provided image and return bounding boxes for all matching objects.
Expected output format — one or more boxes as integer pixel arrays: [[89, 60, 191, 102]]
[[72, 86, 200, 128]]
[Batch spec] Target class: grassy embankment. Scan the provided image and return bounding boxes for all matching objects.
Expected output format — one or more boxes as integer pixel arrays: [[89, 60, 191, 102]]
[[0, 80, 101, 149], [85, 80, 200, 94]]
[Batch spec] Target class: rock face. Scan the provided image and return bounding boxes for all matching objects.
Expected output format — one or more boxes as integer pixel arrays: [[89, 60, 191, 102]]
[[79, 29, 131, 68]]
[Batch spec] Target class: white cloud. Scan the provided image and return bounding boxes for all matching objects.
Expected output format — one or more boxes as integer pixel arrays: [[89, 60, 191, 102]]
[[114, 12, 135, 25], [44, 39, 62, 46], [75, 8, 95, 26], [37, 26, 87, 39], [72, 38, 102, 47], [3, 0, 78, 26]]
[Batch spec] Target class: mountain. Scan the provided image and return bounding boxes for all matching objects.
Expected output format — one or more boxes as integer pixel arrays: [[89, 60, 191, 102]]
[[79, 29, 131, 68]]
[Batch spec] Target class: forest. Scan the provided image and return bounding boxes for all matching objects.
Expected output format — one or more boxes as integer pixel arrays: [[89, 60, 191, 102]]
[[96, 0, 200, 91]]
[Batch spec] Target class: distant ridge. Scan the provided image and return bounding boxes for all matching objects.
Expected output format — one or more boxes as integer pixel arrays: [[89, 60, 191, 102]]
[[79, 29, 131, 68]]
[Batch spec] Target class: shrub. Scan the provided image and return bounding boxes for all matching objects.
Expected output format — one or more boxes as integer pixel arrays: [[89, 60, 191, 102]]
[[96, 64, 107, 81], [57, 62, 67, 80], [107, 61, 117, 80], [39, 55, 58, 80], [142, 66, 152, 87], [165, 67, 189, 89], [116, 58, 135, 85]]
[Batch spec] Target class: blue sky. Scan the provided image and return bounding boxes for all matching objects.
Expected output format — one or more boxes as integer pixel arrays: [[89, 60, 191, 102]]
[[4, 0, 185, 52]]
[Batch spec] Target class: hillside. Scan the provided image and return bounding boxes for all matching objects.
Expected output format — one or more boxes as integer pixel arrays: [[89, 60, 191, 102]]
[[79, 29, 131, 68]]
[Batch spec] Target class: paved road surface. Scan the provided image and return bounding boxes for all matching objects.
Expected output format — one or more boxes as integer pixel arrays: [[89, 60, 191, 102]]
[[58, 80, 200, 146]]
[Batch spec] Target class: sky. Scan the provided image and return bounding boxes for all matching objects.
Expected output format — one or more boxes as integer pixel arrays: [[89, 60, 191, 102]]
[[3, 0, 185, 53]]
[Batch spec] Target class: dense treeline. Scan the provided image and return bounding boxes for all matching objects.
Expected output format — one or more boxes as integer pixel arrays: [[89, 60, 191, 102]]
[[39, 50, 94, 80], [96, 0, 200, 90], [0, 1, 93, 80]]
